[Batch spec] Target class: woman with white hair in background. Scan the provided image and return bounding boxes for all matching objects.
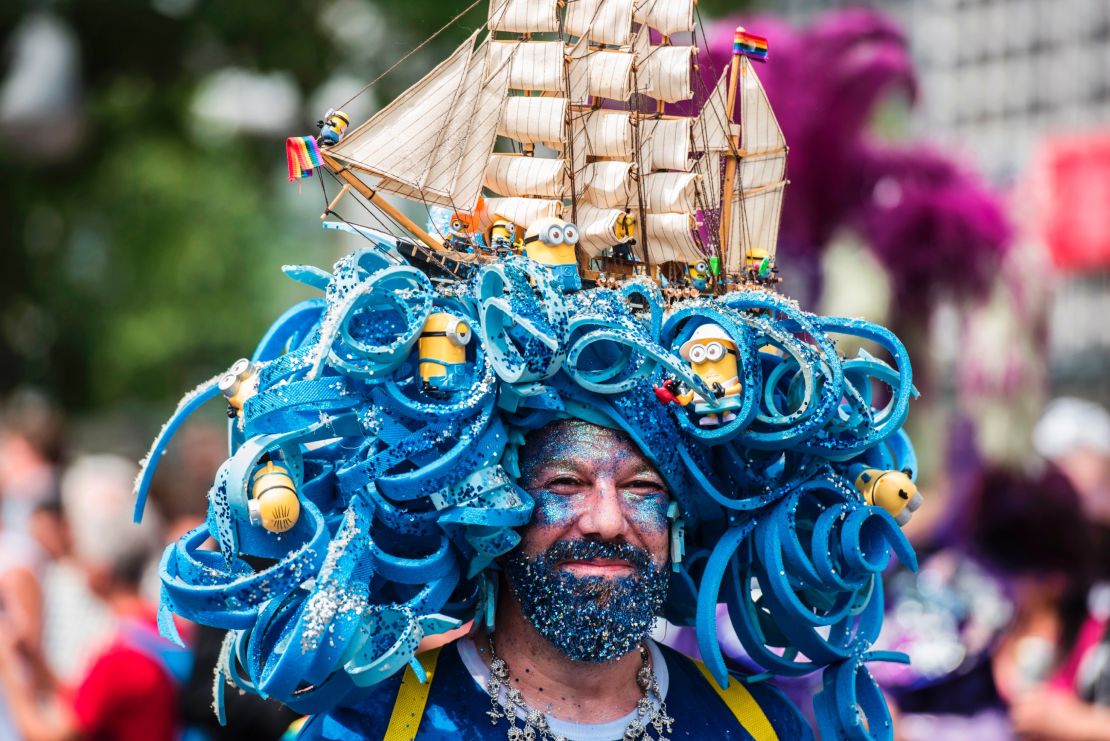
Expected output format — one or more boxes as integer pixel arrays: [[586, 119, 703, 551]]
[[0, 454, 181, 741]]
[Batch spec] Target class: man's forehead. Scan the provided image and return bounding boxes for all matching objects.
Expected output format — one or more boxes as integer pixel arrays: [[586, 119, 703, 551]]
[[518, 419, 649, 474]]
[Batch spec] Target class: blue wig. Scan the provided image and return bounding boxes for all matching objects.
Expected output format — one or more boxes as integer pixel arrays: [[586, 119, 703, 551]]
[[135, 247, 918, 739]]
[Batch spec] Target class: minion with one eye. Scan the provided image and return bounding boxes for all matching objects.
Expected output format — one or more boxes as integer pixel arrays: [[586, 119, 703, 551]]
[[522, 217, 582, 293], [319, 109, 351, 146], [687, 260, 709, 292], [487, 218, 520, 256], [674, 323, 743, 427], [447, 213, 478, 253], [418, 312, 472, 394], [850, 467, 923, 526]]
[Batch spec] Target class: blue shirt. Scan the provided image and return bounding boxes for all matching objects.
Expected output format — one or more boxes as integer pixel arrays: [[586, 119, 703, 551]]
[[298, 639, 813, 740]]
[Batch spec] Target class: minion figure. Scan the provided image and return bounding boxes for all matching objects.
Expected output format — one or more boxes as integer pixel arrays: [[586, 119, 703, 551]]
[[744, 248, 775, 282], [687, 260, 709, 292], [851, 467, 923, 526], [319, 109, 351, 146], [673, 324, 743, 427], [487, 218, 520, 256], [615, 211, 636, 242], [447, 213, 478, 253], [250, 461, 300, 533], [219, 358, 259, 419], [418, 312, 472, 395], [522, 217, 582, 292]]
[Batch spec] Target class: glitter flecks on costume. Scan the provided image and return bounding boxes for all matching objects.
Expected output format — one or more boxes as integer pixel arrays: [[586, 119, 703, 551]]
[[134, 250, 920, 739]]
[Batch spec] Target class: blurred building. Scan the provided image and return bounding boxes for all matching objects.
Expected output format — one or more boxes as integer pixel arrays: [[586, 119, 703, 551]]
[[778, 0, 1110, 402]]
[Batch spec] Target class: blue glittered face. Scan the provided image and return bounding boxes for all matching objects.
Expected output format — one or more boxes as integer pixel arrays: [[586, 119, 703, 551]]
[[518, 420, 671, 552]]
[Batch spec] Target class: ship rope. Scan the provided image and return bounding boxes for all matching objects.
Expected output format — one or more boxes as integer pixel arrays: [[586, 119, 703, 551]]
[[333, 0, 487, 111]]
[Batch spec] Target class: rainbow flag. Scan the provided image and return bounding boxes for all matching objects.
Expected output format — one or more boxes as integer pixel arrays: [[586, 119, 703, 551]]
[[286, 136, 324, 181], [733, 30, 769, 62]]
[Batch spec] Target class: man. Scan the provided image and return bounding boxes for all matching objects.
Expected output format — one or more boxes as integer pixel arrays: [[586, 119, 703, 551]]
[[298, 420, 811, 740]]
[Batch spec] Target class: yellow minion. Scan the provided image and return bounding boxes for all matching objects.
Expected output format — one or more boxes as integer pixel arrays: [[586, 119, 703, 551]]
[[687, 260, 709, 292], [487, 218, 520, 255], [615, 211, 636, 242], [675, 323, 743, 427], [418, 312, 472, 394], [744, 247, 774, 281], [522, 217, 582, 292], [319, 109, 351, 146], [219, 358, 259, 419], [853, 469, 923, 526], [250, 461, 300, 533]]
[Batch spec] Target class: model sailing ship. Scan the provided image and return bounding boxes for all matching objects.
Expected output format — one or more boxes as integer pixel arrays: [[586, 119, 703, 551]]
[[288, 0, 788, 295]]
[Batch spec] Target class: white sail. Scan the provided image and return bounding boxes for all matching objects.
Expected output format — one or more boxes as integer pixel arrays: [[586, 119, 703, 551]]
[[695, 69, 738, 153], [328, 31, 507, 210], [723, 55, 788, 275], [642, 213, 700, 263], [640, 117, 691, 172], [739, 56, 785, 158], [486, 196, 562, 228], [488, 0, 559, 33], [565, 0, 634, 46], [568, 49, 634, 102], [580, 160, 634, 208], [582, 109, 633, 158], [726, 182, 785, 275], [576, 204, 630, 256], [633, 0, 694, 36], [452, 49, 515, 213], [485, 154, 566, 198], [643, 171, 697, 213], [489, 41, 565, 93], [499, 96, 567, 146], [693, 151, 721, 211], [637, 43, 696, 103]]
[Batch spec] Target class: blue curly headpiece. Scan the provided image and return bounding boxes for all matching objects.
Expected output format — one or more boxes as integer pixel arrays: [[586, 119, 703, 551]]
[[135, 245, 919, 739]]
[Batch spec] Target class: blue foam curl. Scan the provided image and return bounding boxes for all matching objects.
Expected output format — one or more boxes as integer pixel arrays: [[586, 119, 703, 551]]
[[135, 244, 919, 738]]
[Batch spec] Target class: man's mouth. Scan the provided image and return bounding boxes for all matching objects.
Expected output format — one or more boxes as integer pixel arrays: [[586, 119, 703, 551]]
[[557, 558, 634, 577]]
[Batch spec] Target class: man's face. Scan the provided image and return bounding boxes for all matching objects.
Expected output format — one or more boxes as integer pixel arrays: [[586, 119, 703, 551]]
[[516, 419, 671, 570], [503, 419, 672, 663]]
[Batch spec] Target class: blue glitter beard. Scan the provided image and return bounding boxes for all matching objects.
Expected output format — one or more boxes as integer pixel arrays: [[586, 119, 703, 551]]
[[505, 539, 669, 663]]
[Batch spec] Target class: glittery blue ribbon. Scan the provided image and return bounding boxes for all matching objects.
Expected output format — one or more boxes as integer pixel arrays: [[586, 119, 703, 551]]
[[135, 238, 921, 740]]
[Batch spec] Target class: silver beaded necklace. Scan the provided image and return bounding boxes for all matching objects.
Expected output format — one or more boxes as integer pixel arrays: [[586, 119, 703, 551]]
[[484, 637, 675, 741]]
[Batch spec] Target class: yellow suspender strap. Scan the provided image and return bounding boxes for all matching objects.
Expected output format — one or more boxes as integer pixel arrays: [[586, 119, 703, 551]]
[[692, 659, 779, 741], [384, 648, 443, 741]]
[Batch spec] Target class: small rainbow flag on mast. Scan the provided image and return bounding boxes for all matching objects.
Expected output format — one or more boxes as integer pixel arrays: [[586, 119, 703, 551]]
[[733, 28, 769, 62]]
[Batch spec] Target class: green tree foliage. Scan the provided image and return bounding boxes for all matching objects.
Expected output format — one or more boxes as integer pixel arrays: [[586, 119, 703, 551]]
[[0, 0, 746, 413]]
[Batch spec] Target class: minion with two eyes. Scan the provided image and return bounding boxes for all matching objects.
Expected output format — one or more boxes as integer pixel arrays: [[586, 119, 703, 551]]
[[318, 109, 350, 146], [418, 312, 472, 395], [674, 323, 743, 427], [522, 217, 582, 293]]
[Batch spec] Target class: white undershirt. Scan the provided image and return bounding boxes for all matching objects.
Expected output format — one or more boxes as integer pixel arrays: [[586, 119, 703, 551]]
[[456, 636, 670, 741]]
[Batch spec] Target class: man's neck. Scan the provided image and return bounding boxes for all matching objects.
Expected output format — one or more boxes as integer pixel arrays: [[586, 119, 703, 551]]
[[476, 590, 648, 725]]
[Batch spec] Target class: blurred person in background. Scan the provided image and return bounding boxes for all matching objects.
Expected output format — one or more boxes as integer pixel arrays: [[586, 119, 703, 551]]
[[0, 391, 66, 740], [880, 465, 1099, 740], [1008, 399, 1110, 740], [0, 454, 181, 741]]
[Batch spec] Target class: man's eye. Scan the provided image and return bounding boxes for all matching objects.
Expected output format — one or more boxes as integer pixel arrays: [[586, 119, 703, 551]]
[[546, 476, 583, 488]]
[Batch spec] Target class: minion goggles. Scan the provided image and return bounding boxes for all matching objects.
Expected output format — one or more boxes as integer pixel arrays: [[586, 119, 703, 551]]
[[686, 341, 736, 363]]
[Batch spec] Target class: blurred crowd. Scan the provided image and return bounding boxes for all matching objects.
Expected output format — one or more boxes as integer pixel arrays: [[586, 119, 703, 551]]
[[0, 390, 296, 741], [1, 392, 1108, 741]]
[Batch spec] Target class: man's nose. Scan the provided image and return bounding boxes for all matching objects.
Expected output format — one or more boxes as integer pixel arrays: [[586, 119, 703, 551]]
[[575, 481, 628, 540]]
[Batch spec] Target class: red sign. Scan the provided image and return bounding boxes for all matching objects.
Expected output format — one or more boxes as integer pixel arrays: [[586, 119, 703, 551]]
[[1035, 131, 1110, 272]]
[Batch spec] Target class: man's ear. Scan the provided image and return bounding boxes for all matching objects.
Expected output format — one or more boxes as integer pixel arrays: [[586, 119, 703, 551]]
[[667, 502, 685, 571]]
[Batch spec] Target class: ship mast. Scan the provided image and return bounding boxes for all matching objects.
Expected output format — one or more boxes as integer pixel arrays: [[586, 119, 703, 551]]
[[717, 26, 744, 273]]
